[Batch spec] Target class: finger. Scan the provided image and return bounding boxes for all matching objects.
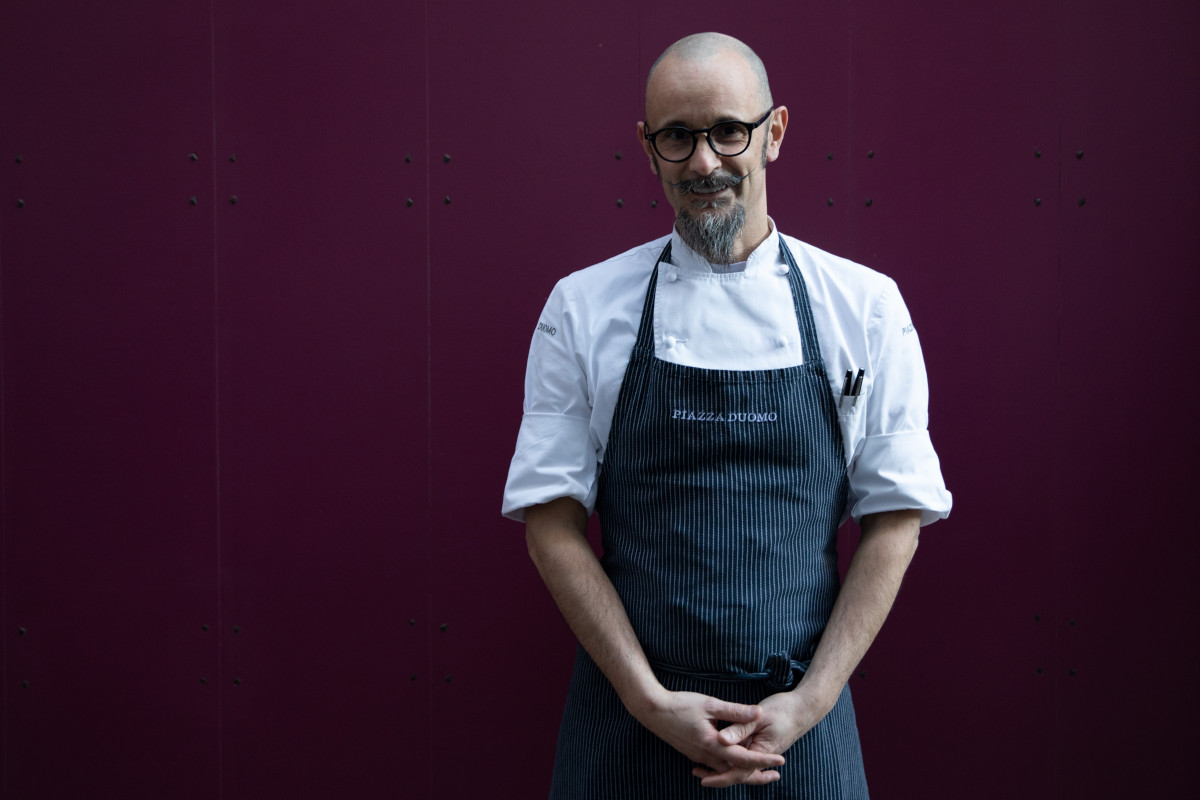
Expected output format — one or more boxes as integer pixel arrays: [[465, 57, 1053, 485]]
[[704, 699, 762, 724], [695, 764, 779, 788], [700, 769, 781, 788], [715, 743, 785, 770], [745, 770, 782, 786], [694, 758, 729, 775], [692, 764, 752, 786]]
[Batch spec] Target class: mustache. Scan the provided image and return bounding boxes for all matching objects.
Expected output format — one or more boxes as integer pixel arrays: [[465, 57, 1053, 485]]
[[667, 170, 752, 194]]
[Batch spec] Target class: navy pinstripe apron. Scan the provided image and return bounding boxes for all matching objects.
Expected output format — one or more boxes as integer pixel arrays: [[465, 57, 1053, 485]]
[[549, 240, 868, 799]]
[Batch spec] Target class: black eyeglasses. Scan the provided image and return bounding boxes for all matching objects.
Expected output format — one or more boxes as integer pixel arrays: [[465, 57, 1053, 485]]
[[643, 109, 774, 163]]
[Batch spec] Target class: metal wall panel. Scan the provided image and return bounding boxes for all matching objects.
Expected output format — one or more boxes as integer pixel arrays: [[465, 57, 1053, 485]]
[[1054, 1, 1199, 796], [841, 3, 1061, 796], [0, 2, 220, 796], [2, 1, 1197, 798], [210, 1, 428, 796], [424, 3, 646, 792]]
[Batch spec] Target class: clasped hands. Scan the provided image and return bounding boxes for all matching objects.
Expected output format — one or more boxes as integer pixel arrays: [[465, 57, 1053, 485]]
[[635, 685, 827, 788]]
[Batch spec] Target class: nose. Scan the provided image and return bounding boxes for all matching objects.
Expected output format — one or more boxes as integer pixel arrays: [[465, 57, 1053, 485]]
[[685, 135, 722, 175]]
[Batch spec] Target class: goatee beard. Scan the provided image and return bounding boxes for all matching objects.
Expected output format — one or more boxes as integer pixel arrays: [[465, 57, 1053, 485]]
[[676, 200, 746, 266]]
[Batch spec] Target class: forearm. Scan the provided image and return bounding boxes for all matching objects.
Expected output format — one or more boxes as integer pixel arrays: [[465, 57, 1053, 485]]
[[702, 510, 922, 786], [527, 498, 790, 778], [525, 497, 663, 716], [796, 509, 921, 710]]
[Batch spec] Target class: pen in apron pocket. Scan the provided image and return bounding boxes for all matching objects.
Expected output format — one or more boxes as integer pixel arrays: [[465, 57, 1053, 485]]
[[850, 368, 865, 407]]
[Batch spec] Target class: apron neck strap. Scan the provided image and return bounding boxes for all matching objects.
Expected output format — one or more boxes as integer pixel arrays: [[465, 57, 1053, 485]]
[[633, 242, 671, 350], [779, 237, 825, 365]]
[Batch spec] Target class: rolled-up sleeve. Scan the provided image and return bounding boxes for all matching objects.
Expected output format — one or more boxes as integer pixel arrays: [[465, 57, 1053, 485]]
[[847, 280, 952, 526], [501, 279, 599, 522]]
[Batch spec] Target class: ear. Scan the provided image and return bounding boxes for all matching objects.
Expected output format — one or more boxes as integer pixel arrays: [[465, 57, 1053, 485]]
[[637, 121, 659, 175], [764, 106, 788, 164]]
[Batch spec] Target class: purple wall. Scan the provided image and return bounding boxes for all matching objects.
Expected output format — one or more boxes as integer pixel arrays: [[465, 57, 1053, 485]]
[[2, 1, 1197, 797]]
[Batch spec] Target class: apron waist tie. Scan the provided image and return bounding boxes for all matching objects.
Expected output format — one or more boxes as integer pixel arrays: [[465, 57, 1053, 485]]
[[649, 652, 810, 691], [763, 651, 809, 691]]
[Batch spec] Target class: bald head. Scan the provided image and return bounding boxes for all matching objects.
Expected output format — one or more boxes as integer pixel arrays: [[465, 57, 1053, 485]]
[[645, 33, 773, 119]]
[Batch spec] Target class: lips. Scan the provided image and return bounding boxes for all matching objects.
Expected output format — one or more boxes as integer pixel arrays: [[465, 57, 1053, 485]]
[[687, 187, 733, 207], [686, 180, 735, 194], [669, 170, 745, 194]]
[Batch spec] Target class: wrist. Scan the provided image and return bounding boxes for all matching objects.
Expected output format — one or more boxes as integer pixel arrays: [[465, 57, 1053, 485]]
[[619, 674, 670, 721], [791, 674, 840, 717]]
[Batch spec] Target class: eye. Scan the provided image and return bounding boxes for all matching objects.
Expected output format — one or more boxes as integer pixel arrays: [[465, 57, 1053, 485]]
[[660, 128, 692, 143], [712, 122, 747, 142]]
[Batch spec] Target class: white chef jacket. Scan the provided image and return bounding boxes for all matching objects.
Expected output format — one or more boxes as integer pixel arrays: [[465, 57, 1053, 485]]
[[502, 222, 952, 526]]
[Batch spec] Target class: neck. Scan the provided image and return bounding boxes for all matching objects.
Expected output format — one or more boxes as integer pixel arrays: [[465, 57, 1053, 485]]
[[731, 215, 771, 262]]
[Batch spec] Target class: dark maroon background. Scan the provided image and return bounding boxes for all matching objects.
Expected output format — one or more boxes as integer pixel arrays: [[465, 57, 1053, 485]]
[[2, 1, 1197, 797]]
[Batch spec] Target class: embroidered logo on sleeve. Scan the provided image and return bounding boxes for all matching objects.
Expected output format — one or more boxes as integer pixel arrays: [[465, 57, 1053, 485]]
[[536, 321, 557, 336], [901, 323, 915, 335]]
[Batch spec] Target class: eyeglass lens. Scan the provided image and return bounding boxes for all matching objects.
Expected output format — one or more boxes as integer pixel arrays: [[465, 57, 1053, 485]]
[[655, 122, 752, 162]]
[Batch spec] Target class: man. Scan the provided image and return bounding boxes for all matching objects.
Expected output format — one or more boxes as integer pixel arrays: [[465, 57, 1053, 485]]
[[502, 32, 951, 797]]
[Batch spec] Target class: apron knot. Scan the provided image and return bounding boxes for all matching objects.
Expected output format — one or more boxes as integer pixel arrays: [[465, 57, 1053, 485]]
[[763, 652, 808, 691]]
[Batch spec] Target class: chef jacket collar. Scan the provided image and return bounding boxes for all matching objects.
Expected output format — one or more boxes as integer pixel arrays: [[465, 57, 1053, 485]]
[[668, 217, 781, 276]]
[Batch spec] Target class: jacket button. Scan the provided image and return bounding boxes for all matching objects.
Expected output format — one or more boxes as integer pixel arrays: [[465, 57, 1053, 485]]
[[665, 336, 677, 349], [666, 270, 679, 282], [778, 264, 790, 275]]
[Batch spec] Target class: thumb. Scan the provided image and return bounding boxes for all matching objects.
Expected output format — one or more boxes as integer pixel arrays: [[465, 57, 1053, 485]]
[[719, 721, 755, 745]]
